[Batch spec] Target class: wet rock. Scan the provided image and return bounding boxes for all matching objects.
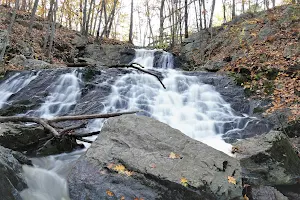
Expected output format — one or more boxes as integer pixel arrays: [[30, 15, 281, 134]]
[[0, 145, 30, 200], [252, 186, 288, 200], [81, 44, 135, 66], [233, 130, 300, 186], [0, 122, 81, 156], [223, 119, 272, 142], [68, 115, 242, 200]]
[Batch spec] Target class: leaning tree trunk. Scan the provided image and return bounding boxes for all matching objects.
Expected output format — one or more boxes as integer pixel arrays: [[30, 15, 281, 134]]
[[27, 0, 39, 37]]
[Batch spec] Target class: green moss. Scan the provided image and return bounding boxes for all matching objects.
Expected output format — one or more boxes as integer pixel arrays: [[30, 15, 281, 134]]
[[266, 69, 279, 80], [263, 80, 275, 95], [83, 67, 96, 82], [253, 107, 264, 114]]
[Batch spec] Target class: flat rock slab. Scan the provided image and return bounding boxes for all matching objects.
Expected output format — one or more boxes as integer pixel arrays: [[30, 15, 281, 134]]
[[68, 115, 242, 200]]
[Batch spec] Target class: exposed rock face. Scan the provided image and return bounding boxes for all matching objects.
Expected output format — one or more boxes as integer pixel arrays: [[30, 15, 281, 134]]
[[0, 145, 30, 200], [68, 115, 242, 200], [252, 186, 288, 200], [233, 131, 300, 186]]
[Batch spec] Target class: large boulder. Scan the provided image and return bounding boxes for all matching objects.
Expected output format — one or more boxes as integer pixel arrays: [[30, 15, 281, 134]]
[[79, 44, 135, 66], [68, 115, 242, 200], [0, 145, 31, 200], [233, 130, 300, 186]]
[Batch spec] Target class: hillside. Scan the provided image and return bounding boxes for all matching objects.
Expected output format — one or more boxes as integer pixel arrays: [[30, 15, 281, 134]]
[[179, 4, 299, 123], [0, 5, 130, 70]]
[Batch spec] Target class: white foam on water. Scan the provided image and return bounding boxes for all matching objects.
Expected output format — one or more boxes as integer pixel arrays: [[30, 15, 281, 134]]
[[0, 71, 40, 108], [36, 70, 81, 119]]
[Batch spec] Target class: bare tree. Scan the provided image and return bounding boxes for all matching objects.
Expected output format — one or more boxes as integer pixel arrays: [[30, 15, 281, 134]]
[[0, 0, 20, 64], [129, 0, 133, 44], [159, 0, 165, 45], [27, 0, 39, 36], [184, 0, 188, 38], [209, 0, 216, 28], [232, 0, 235, 19]]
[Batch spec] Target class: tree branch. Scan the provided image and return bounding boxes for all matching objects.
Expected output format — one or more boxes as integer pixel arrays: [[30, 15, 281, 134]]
[[108, 63, 166, 89]]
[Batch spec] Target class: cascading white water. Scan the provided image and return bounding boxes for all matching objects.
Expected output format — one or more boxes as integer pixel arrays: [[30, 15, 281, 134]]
[[105, 49, 244, 153], [20, 70, 82, 200], [0, 71, 40, 108], [36, 70, 81, 118]]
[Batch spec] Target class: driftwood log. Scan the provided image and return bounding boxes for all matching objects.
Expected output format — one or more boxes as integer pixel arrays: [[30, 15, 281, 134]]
[[0, 111, 139, 142]]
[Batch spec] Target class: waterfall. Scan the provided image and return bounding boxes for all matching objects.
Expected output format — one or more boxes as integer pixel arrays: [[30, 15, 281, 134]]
[[104, 49, 244, 153], [0, 71, 39, 108], [0, 49, 251, 199], [35, 70, 81, 119]]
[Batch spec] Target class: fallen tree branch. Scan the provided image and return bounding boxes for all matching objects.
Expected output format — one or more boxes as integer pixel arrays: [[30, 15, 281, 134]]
[[0, 111, 139, 137], [0, 116, 60, 136], [59, 122, 87, 135], [108, 63, 166, 89], [48, 111, 139, 123]]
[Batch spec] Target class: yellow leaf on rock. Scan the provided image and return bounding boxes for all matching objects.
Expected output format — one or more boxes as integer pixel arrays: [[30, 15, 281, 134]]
[[113, 164, 125, 173], [106, 189, 114, 196], [228, 176, 236, 185], [180, 177, 188, 187], [243, 194, 249, 200], [169, 152, 180, 159], [124, 170, 134, 177], [120, 196, 125, 200]]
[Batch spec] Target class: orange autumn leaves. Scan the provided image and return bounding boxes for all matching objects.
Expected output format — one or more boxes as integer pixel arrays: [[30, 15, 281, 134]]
[[107, 163, 134, 177]]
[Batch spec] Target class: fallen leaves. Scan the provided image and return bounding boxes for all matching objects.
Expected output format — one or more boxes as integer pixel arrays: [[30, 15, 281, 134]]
[[106, 189, 114, 197], [228, 176, 237, 185], [169, 152, 181, 159], [107, 163, 134, 177], [180, 177, 189, 187]]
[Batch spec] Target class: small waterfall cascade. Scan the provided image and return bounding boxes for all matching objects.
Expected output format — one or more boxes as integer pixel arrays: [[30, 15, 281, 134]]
[[36, 70, 81, 118], [0, 71, 39, 108], [106, 49, 245, 153]]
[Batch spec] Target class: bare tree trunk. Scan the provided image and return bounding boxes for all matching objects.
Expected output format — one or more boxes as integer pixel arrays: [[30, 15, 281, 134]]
[[146, 1, 154, 42], [159, 0, 165, 45], [27, 0, 39, 36], [222, 0, 227, 23], [20, 0, 26, 10], [242, 0, 245, 13], [92, 8, 100, 36], [0, 0, 19, 64], [209, 0, 216, 28], [129, 0, 133, 44], [82, 0, 88, 34], [232, 0, 236, 19], [96, 0, 104, 41], [85, 0, 95, 35], [198, 0, 203, 29], [47, 0, 58, 60], [184, 0, 188, 38], [202, 0, 207, 29], [272, 0, 275, 7], [193, 0, 199, 31]]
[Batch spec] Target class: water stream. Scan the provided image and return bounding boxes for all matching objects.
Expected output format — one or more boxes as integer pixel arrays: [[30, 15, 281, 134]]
[[0, 49, 250, 199], [0, 71, 40, 108]]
